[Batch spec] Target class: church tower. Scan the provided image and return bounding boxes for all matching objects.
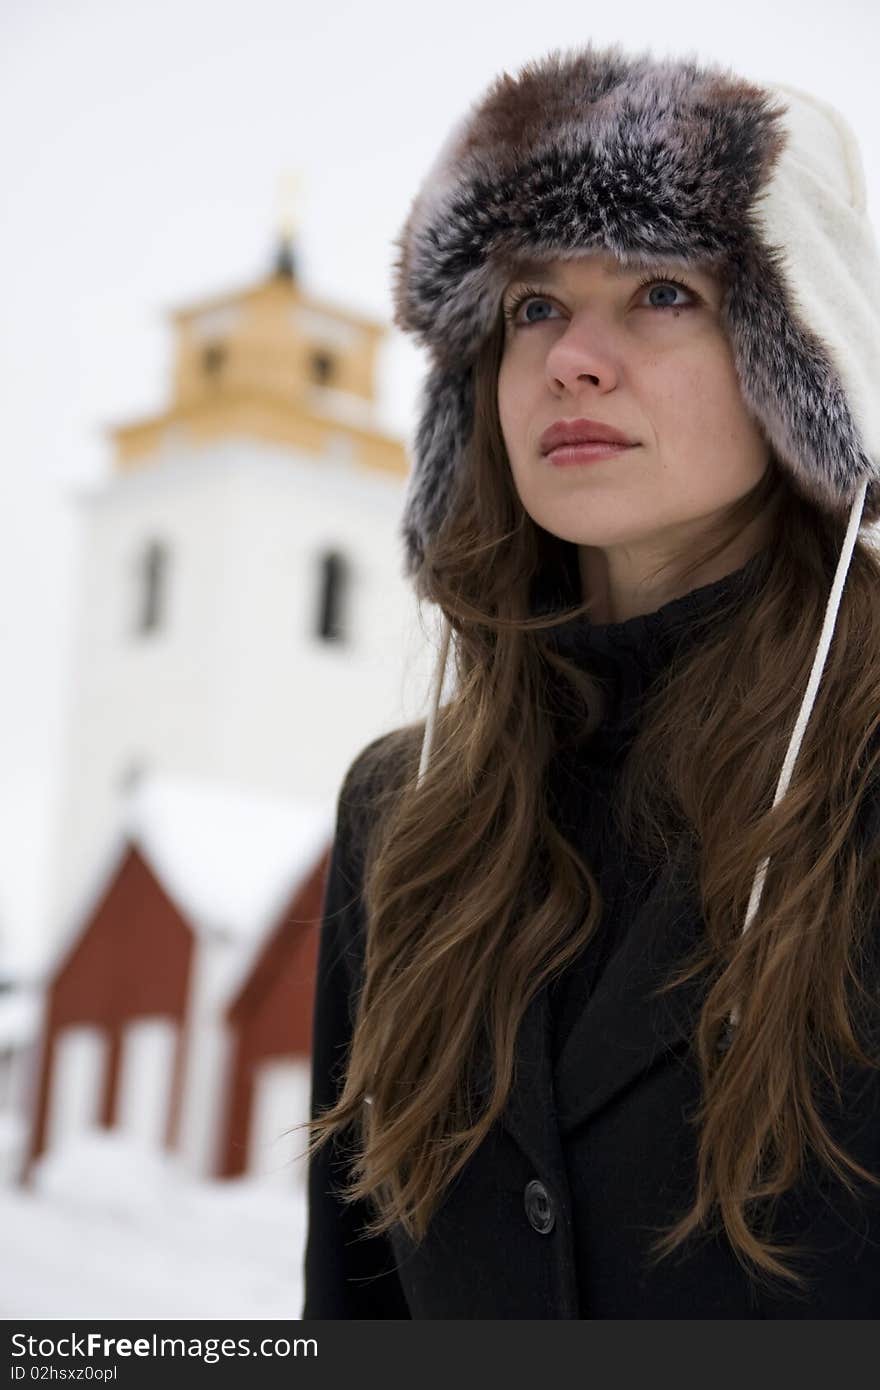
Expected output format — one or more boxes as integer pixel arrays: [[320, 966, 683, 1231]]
[[47, 175, 434, 959]]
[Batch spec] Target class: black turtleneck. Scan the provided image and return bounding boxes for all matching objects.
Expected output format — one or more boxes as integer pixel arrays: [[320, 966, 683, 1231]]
[[537, 546, 771, 1068]]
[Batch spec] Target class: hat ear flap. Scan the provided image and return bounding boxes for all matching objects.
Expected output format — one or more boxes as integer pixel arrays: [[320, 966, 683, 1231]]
[[401, 359, 475, 583], [722, 243, 876, 519]]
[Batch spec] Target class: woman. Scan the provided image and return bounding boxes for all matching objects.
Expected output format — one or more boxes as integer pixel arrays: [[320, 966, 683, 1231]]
[[298, 41, 880, 1318]]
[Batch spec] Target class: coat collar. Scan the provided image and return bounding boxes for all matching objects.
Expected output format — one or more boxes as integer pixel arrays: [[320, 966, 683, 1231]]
[[483, 829, 707, 1182]]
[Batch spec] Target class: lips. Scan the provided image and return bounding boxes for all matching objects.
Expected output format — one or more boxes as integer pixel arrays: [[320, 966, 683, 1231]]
[[539, 417, 637, 454]]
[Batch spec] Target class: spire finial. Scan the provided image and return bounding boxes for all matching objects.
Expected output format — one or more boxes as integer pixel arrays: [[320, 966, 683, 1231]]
[[273, 170, 303, 279]]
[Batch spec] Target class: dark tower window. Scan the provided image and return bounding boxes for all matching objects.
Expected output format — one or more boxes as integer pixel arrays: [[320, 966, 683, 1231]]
[[316, 549, 348, 643], [310, 350, 336, 386], [202, 341, 227, 376], [136, 540, 169, 634]]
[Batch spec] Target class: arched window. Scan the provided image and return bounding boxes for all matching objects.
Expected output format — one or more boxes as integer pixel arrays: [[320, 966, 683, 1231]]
[[316, 549, 348, 642], [136, 540, 169, 634]]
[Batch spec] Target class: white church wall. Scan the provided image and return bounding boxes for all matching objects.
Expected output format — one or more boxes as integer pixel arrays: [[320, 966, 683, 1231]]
[[210, 440, 442, 798]]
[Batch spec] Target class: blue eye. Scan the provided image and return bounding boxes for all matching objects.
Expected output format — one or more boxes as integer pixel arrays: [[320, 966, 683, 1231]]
[[520, 297, 556, 324], [502, 284, 558, 326], [634, 274, 696, 309]]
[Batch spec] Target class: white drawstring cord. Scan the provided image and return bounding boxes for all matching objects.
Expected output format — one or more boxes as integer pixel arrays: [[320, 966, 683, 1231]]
[[717, 478, 868, 1053]]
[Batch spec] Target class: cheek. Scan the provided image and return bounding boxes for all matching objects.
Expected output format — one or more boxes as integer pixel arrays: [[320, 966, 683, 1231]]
[[643, 356, 766, 503], [656, 350, 757, 444], [496, 359, 527, 450]]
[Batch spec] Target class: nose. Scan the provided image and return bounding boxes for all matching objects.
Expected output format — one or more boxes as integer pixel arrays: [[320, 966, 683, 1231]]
[[544, 315, 621, 395]]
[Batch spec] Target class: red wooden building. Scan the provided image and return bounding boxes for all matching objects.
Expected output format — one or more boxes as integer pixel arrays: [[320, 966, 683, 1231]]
[[19, 770, 335, 1187]]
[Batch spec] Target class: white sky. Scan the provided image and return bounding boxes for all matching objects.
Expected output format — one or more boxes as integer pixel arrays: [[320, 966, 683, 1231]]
[[2, 0, 878, 973]]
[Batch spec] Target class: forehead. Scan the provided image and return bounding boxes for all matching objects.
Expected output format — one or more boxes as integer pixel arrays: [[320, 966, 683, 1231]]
[[503, 249, 725, 290]]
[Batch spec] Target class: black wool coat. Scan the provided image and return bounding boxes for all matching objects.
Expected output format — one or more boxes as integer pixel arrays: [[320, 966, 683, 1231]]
[[300, 743, 880, 1321]]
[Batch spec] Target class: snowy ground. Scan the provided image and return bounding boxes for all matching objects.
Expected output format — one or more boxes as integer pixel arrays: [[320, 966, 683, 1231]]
[[1, 1127, 307, 1320]]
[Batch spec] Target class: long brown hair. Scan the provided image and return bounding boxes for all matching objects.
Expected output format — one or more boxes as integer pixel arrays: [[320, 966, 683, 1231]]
[[296, 302, 880, 1297]]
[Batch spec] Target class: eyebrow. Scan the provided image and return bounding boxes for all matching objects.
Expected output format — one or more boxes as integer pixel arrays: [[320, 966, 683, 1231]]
[[507, 257, 633, 282], [503, 256, 721, 291]]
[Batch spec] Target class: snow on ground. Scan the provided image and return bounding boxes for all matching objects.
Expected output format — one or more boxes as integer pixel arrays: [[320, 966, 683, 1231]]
[[1, 1129, 307, 1320]]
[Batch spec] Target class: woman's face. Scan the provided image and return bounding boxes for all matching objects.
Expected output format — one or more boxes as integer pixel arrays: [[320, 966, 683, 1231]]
[[496, 249, 772, 616]]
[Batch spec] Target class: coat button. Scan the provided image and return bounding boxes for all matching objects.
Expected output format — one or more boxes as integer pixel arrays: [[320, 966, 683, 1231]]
[[524, 1179, 555, 1234]]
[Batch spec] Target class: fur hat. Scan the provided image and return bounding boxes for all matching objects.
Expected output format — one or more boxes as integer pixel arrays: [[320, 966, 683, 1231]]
[[391, 41, 880, 578], [388, 42, 879, 1047]]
